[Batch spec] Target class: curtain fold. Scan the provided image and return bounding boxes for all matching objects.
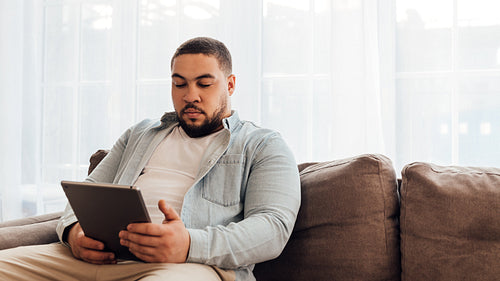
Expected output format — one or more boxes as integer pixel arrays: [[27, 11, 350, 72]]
[[327, 0, 388, 160]]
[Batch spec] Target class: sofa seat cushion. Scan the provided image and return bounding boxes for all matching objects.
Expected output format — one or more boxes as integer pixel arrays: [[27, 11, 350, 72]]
[[254, 154, 401, 281], [400, 163, 500, 281]]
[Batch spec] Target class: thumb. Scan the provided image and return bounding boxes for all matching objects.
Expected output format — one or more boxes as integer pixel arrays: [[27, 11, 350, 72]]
[[159, 199, 181, 223]]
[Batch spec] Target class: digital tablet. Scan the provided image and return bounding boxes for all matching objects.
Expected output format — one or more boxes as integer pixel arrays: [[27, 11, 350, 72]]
[[61, 180, 151, 261]]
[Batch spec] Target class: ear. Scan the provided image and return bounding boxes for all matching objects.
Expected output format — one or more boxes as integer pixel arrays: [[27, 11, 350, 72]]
[[227, 74, 236, 96]]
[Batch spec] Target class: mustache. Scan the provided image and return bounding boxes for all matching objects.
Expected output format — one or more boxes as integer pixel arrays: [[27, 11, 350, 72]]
[[181, 104, 206, 115]]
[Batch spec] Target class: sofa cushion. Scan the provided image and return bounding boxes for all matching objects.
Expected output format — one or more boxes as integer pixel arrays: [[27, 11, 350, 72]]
[[88, 149, 109, 175], [400, 163, 500, 280], [254, 154, 401, 281], [0, 212, 62, 250]]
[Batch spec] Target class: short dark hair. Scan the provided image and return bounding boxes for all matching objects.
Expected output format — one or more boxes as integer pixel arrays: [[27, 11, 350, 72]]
[[170, 37, 232, 76]]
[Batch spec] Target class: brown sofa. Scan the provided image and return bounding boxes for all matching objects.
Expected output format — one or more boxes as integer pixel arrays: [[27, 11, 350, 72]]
[[1, 153, 499, 280]]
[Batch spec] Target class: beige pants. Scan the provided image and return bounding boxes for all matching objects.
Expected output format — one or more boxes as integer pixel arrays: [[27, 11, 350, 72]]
[[0, 243, 235, 281]]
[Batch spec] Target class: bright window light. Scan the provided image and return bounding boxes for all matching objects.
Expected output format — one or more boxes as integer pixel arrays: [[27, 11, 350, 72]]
[[480, 122, 492, 135], [440, 123, 449, 135], [459, 122, 468, 135]]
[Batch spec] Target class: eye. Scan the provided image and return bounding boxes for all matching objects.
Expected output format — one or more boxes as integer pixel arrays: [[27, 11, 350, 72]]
[[174, 83, 186, 88], [198, 82, 212, 88]]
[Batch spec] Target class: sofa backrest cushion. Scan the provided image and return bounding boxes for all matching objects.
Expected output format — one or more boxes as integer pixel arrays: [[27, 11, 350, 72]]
[[88, 149, 110, 175], [400, 163, 500, 280], [254, 154, 401, 281]]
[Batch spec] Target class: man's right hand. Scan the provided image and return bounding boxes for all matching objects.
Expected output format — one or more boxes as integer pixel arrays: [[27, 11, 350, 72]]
[[67, 222, 116, 264]]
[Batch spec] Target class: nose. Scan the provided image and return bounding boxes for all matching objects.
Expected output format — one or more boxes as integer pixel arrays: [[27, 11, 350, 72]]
[[183, 86, 201, 103]]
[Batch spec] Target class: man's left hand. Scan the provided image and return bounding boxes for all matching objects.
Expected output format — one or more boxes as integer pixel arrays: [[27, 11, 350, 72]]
[[119, 199, 190, 263]]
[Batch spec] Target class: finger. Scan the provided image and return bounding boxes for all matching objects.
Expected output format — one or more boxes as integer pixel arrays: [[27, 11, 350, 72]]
[[79, 248, 116, 264], [78, 235, 105, 251], [129, 251, 155, 263], [120, 230, 158, 247], [125, 223, 163, 236], [121, 238, 160, 263], [159, 199, 180, 221], [126, 240, 157, 258]]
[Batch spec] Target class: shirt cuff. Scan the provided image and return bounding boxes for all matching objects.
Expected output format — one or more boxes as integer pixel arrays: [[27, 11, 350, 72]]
[[56, 214, 77, 247], [186, 228, 209, 264]]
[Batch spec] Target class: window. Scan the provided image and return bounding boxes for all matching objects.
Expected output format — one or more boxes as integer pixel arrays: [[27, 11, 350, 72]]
[[1, 0, 499, 222], [395, 0, 500, 167]]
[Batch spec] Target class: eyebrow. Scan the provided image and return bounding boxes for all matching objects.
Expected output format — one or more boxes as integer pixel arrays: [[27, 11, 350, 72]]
[[171, 73, 216, 80]]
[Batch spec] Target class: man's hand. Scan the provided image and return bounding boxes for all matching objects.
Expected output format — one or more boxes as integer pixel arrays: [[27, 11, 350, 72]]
[[67, 222, 116, 264], [119, 199, 191, 263]]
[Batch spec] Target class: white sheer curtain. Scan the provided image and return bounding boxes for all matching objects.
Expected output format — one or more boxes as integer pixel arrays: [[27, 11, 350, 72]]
[[3, 0, 497, 223], [0, 1, 24, 222], [1, 0, 46, 221], [395, 0, 500, 169], [1, 0, 390, 222]]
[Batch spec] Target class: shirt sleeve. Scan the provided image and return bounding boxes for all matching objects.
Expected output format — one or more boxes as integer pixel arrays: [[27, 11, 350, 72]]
[[186, 133, 301, 269]]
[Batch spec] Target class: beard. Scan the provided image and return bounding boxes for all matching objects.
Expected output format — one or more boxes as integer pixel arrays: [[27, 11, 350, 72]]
[[177, 101, 228, 138]]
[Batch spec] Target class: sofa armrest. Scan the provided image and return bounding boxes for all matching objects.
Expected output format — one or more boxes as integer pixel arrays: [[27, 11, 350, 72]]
[[0, 212, 62, 250]]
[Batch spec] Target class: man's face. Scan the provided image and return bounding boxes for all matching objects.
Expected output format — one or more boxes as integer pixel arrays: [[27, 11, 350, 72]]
[[171, 54, 235, 138]]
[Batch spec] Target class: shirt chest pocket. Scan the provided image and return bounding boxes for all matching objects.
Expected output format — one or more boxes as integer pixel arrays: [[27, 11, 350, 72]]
[[202, 154, 246, 206]]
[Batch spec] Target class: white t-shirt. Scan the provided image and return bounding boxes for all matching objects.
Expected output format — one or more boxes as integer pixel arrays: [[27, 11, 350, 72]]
[[134, 126, 223, 224]]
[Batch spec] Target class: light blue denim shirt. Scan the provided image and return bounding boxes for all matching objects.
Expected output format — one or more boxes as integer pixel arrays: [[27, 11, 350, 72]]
[[57, 111, 301, 281]]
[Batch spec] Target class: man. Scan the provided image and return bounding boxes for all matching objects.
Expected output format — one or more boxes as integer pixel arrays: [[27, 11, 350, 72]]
[[0, 37, 301, 281]]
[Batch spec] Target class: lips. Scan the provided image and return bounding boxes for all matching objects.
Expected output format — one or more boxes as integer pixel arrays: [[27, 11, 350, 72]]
[[181, 106, 204, 120], [184, 112, 201, 119], [184, 109, 201, 113]]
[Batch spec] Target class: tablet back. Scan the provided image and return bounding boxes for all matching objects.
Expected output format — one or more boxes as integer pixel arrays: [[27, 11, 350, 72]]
[[61, 181, 151, 260]]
